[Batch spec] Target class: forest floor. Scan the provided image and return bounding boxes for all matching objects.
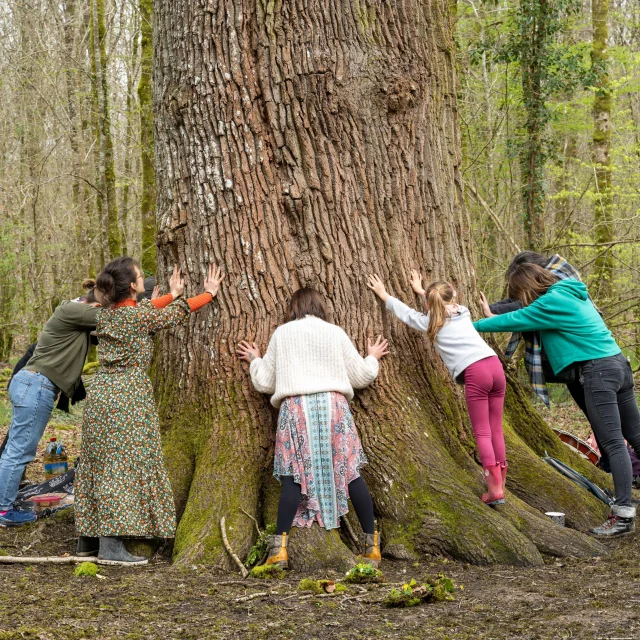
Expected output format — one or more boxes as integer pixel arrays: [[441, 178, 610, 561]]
[[1, 366, 638, 639], [0, 510, 639, 640]]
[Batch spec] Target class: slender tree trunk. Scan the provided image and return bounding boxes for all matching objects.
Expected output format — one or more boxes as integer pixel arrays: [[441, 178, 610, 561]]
[[89, 0, 107, 265], [91, 0, 121, 261], [154, 0, 608, 569], [138, 0, 156, 273], [520, 0, 547, 250], [122, 7, 140, 258], [592, 0, 614, 285]]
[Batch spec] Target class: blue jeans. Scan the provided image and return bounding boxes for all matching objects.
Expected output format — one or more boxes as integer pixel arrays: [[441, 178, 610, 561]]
[[0, 370, 58, 509], [582, 353, 640, 510]]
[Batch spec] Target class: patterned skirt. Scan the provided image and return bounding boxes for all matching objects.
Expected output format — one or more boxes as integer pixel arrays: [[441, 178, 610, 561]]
[[273, 392, 367, 530]]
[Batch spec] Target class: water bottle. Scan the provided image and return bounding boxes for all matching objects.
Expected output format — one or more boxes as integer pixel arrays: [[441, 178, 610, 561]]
[[43, 438, 68, 480]]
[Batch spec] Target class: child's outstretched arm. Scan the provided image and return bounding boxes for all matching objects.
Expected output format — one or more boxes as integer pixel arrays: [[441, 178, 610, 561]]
[[367, 273, 430, 333]]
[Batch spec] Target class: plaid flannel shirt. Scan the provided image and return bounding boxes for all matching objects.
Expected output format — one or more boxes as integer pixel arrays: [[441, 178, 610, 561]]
[[503, 255, 583, 407]]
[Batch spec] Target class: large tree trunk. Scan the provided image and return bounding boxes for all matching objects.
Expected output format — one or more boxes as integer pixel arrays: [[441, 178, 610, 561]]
[[153, 0, 609, 569]]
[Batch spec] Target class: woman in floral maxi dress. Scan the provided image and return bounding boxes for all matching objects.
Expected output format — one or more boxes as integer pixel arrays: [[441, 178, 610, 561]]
[[75, 259, 224, 564], [237, 288, 389, 569]]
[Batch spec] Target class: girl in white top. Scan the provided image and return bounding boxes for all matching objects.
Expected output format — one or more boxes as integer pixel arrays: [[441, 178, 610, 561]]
[[367, 271, 508, 507], [237, 288, 388, 569]]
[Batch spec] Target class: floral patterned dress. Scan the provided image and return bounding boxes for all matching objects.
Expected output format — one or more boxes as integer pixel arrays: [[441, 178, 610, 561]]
[[75, 298, 190, 538]]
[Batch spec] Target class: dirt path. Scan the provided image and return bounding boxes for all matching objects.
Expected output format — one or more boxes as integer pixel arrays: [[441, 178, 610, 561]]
[[0, 510, 638, 640]]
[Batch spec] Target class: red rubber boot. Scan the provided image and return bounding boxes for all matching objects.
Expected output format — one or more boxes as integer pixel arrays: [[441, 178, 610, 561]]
[[481, 465, 505, 505], [500, 462, 508, 495]]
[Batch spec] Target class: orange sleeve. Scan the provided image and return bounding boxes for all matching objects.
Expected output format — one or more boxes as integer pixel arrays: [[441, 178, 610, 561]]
[[151, 293, 174, 309], [187, 292, 214, 312]]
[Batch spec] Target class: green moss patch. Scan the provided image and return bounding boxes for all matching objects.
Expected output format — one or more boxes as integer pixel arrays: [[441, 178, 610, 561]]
[[384, 575, 456, 608], [73, 562, 99, 578], [249, 564, 284, 580], [343, 563, 384, 584]]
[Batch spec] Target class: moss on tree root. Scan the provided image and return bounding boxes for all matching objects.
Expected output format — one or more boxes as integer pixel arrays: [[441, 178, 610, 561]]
[[157, 357, 611, 569]]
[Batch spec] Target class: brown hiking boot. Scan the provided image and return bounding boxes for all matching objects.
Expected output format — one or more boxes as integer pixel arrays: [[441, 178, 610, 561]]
[[264, 532, 289, 569], [357, 531, 381, 568]]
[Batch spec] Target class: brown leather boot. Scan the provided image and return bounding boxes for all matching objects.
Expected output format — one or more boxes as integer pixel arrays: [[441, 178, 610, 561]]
[[357, 531, 381, 567], [264, 532, 288, 569]]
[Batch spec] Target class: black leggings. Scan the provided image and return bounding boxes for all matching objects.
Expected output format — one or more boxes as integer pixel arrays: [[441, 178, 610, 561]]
[[276, 475, 375, 535]]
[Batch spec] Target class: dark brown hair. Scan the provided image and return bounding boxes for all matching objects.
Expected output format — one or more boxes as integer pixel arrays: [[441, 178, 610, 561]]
[[285, 287, 328, 322], [95, 257, 139, 308], [508, 263, 559, 306], [505, 251, 548, 279]]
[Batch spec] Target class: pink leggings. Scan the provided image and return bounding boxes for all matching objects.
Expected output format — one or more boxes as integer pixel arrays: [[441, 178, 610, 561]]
[[464, 356, 507, 467]]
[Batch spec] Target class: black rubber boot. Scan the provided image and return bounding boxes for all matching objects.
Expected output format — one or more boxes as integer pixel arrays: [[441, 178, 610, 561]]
[[76, 536, 99, 557], [98, 537, 148, 565], [590, 505, 636, 537]]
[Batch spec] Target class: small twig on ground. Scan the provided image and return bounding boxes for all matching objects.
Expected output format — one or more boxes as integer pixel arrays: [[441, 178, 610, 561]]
[[0, 555, 97, 565], [220, 516, 249, 578], [235, 591, 270, 602], [341, 515, 360, 549], [239, 508, 262, 536]]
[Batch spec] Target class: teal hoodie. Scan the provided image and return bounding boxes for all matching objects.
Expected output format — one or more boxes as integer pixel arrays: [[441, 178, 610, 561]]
[[473, 279, 620, 374]]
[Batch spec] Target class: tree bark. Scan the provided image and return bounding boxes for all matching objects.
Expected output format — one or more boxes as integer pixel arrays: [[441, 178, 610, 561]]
[[592, 0, 614, 288], [153, 0, 608, 569], [520, 0, 549, 250], [138, 0, 157, 274], [91, 0, 121, 261]]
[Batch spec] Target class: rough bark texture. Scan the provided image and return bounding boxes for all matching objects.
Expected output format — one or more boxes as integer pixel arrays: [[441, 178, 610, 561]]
[[153, 0, 608, 569]]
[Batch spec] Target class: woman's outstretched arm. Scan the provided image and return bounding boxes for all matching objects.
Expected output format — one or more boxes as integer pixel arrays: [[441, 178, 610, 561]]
[[237, 336, 277, 394]]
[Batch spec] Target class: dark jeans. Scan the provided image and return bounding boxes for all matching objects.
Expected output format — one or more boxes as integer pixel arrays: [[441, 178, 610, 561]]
[[581, 353, 640, 508], [566, 379, 612, 472]]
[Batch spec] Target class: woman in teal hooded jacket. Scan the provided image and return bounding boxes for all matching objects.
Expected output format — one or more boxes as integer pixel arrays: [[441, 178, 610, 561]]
[[474, 263, 640, 538]]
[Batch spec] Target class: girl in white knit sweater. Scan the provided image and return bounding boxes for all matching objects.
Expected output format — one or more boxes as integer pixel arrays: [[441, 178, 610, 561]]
[[237, 288, 388, 569]]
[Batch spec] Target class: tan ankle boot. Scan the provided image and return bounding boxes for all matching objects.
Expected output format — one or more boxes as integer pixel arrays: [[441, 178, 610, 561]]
[[357, 531, 381, 567], [264, 532, 288, 569]]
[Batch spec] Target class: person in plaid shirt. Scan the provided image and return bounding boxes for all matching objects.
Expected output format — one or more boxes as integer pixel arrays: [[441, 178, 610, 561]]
[[475, 260, 640, 537]]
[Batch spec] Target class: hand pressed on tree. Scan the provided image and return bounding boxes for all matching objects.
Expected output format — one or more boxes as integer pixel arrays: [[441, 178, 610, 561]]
[[479, 292, 495, 318], [151, 285, 161, 300], [367, 335, 390, 360], [409, 269, 426, 296], [237, 341, 261, 363], [204, 264, 225, 298], [169, 266, 185, 299], [367, 274, 389, 303]]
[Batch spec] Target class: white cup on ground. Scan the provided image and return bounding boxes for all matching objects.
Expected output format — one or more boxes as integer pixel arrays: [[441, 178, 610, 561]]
[[545, 511, 565, 527]]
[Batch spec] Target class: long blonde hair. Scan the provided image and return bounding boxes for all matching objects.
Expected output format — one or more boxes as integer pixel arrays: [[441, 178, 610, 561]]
[[425, 281, 455, 341]]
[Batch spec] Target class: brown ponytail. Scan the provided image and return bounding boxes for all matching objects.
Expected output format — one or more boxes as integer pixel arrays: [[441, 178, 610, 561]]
[[96, 257, 139, 308], [425, 281, 455, 341], [81, 278, 98, 304]]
